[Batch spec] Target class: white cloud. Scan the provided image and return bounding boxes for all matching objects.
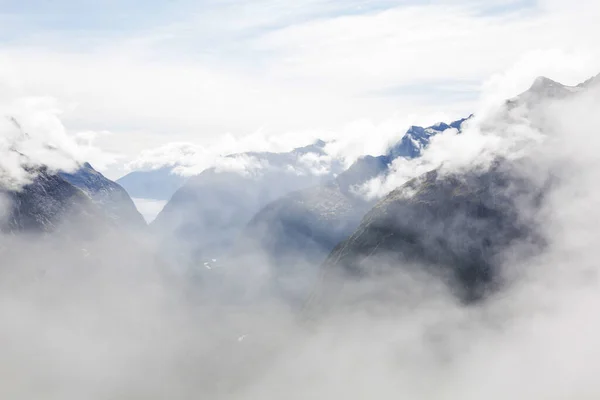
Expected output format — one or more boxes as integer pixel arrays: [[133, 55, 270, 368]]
[[0, 0, 598, 182], [124, 136, 286, 178], [0, 96, 117, 189], [123, 109, 462, 180], [254, 1, 600, 92], [212, 155, 271, 177], [126, 142, 204, 172], [296, 152, 333, 176], [73, 130, 122, 171], [4, 0, 599, 177]]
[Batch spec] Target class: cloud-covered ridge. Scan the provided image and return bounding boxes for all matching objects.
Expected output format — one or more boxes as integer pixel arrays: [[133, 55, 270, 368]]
[[0, 97, 118, 190]]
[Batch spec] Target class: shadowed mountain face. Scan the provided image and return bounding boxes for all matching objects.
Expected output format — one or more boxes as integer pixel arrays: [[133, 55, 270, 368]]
[[235, 169, 377, 270], [309, 159, 548, 308], [239, 181, 369, 265], [60, 163, 146, 228]]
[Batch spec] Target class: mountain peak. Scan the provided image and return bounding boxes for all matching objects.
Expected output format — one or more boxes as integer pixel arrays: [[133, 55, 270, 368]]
[[508, 76, 575, 106], [388, 117, 469, 160], [313, 139, 327, 148], [529, 76, 564, 92]]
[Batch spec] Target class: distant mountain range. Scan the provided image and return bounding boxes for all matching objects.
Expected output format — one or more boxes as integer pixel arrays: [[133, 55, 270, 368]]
[[117, 167, 188, 202], [140, 118, 470, 269]]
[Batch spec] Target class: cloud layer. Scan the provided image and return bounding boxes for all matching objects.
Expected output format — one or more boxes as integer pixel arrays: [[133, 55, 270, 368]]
[[2, 0, 600, 178], [2, 76, 600, 398]]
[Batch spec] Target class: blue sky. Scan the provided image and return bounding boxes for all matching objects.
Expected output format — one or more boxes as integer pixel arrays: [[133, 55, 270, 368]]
[[0, 0, 598, 178], [0, 0, 536, 45]]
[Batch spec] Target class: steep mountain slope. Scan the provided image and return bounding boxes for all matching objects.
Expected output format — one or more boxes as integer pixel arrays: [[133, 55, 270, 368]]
[[238, 181, 368, 266], [60, 162, 146, 228]]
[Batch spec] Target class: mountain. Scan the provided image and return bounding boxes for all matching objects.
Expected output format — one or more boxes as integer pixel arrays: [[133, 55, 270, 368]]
[[388, 118, 470, 160], [305, 158, 547, 310], [117, 167, 188, 201], [506, 75, 592, 110], [304, 73, 600, 310], [0, 167, 108, 236], [60, 162, 146, 228], [150, 141, 343, 265], [233, 118, 470, 274]]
